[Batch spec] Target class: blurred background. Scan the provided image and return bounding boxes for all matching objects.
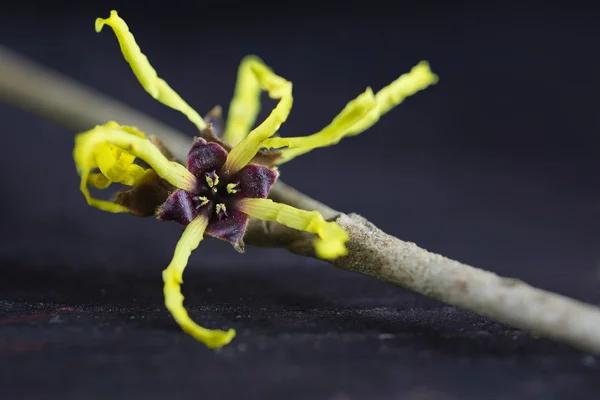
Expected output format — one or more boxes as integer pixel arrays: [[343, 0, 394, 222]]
[[2, 0, 600, 293], [1, 1, 600, 398]]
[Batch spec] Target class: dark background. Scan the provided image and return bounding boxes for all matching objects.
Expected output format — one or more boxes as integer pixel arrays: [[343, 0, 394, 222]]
[[2, 1, 600, 399]]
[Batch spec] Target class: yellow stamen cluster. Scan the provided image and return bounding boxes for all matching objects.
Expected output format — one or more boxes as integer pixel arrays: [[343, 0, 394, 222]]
[[195, 196, 209, 207], [226, 182, 239, 194], [215, 203, 227, 215], [205, 172, 219, 188]]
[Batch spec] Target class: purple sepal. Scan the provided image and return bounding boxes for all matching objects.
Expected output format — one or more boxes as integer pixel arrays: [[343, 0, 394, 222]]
[[205, 209, 249, 252], [114, 171, 173, 217], [158, 189, 198, 226], [186, 138, 228, 179], [231, 165, 279, 199]]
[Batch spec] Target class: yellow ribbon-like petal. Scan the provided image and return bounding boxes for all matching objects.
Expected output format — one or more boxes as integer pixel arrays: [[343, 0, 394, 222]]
[[274, 61, 439, 164], [74, 121, 197, 213], [95, 10, 207, 132], [222, 57, 293, 175], [357, 61, 438, 130], [222, 55, 263, 147], [95, 143, 146, 186], [237, 198, 349, 260], [162, 216, 236, 348], [260, 87, 377, 156]]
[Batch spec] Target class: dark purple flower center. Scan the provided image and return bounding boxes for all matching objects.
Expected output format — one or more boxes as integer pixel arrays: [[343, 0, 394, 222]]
[[158, 138, 278, 249], [190, 169, 239, 221]]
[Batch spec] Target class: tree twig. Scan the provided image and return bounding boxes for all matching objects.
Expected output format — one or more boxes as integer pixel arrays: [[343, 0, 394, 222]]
[[2, 46, 600, 354]]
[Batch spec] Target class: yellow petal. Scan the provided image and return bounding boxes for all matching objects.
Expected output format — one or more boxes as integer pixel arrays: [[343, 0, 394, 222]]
[[95, 10, 206, 132], [88, 172, 112, 189], [237, 198, 349, 260], [162, 216, 236, 348], [222, 55, 263, 147], [74, 121, 197, 213], [362, 60, 438, 126], [260, 87, 377, 160], [221, 57, 293, 175], [275, 61, 438, 164], [79, 167, 131, 214], [95, 143, 146, 186]]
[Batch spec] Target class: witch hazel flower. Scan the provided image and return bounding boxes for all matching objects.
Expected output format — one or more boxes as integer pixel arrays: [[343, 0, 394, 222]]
[[73, 10, 438, 348]]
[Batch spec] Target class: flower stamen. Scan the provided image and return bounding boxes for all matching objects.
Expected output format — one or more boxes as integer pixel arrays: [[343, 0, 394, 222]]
[[193, 195, 210, 208], [215, 203, 228, 219], [226, 182, 240, 194], [205, 170, 219, 188]]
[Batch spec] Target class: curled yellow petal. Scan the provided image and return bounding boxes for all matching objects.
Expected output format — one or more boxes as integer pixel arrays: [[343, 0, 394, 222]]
[[95, 143, 146, 186], [260, 87, 377, 158], [222, 57, 293, 175], [275, 60, 439, 164], [88, 172, 112, 189], [222, 55, 263, 147], [237, 198, 349, 260], [359, 60, 438, 128], [74, 121, 197, 212], [162, 216, 236, 349], [95, 10, 206, 132]]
